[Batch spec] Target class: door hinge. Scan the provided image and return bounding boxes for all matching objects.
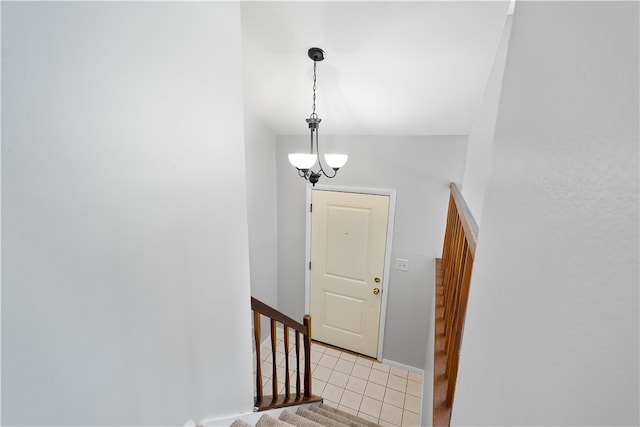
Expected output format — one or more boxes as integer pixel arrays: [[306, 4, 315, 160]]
[[309, 261, 312, 270], [310, 203, 313, 213]]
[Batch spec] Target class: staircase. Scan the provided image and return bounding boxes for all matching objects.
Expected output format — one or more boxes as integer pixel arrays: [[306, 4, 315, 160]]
[[230, 404, 382, 427], [433, 183, 479, 426]]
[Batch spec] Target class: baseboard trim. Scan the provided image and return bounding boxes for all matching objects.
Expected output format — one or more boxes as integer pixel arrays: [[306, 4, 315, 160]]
[[381, 358, 425, 375]]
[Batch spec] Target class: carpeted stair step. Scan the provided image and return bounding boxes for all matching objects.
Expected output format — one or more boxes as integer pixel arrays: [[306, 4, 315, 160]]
[[230, 419, 254, 427], [255, 414, 295, 427], [314, 404, 381, 427], [278, 410, 324, 427], [294, 408, 347, 427], [229, 403, 383, 427], [307, 407, 369, 427]]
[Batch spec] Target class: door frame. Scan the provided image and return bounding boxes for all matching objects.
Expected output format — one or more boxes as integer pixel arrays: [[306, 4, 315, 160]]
[[304, 184, 396, 361]]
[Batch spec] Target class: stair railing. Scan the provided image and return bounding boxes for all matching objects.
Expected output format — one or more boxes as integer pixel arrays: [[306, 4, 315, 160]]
[[433, 182, 479, 426], [251, 297, 322, 411]]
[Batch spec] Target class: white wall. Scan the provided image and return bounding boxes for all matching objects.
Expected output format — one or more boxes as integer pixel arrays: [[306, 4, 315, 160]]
[[461, 15, 512, 225], [276, 135, 468, 369], [452, 2, 639, 425], [2, 3, 254, 425], [243, 109, 278, 308]]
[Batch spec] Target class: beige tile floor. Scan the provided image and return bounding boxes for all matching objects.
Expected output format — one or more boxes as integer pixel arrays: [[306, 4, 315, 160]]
[[254, 333, 423, 427]]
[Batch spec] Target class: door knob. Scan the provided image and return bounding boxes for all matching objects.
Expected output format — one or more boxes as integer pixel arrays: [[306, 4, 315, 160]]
[[373, 288, 380, 295]]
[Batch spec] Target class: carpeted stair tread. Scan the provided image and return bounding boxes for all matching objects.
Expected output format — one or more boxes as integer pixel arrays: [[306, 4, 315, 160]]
[[229, 403, 384, 427], [317, 404, 382, 427], [230, 419, 254, 427], [295, 408, 348, 427], [308, 407, 370, 427], [279, 409, 324, 427], [255, 414, 295, 427]]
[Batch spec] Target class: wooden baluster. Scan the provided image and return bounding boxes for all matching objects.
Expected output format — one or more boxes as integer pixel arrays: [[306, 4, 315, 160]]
[[441, 195, 455, 276], [295, 331, 301, 398], [303, 315, 312, 398], [446, 249, 474, 406], [444, 227, 464, 352], [442, 209, 453, 294], [446, 343, 461, 407], [270, 319, 278, 401], [445, 208, 459, 270], [443, 210, 460, 306], [283, 325, 291, 400], [445, 298, 460, 381], [446, 200, 458, 286], [446, 237, 468, 355], [253, 311, 263, 404], [452, 223, 465, 304]]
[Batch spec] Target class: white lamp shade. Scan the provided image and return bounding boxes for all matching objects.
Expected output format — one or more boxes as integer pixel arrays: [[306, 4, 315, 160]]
[[288, 153, 317, 170], [324, 154, 348, 169]]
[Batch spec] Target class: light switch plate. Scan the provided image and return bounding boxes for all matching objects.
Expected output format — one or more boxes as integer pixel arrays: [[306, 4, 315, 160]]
[[395, 258, 409, 271]]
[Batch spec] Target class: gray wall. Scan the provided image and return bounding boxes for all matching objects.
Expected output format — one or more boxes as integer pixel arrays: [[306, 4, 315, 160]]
[[243, 109, 279, 345], [276, 135, 468, 368], [2, 3, 254, 425], [244, 109, 278, 307], [461, 15, 513, 224], [452, 2, 639, 425]]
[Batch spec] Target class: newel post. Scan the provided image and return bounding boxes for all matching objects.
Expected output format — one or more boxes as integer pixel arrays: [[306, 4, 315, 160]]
[[303, 314, 312, 398]]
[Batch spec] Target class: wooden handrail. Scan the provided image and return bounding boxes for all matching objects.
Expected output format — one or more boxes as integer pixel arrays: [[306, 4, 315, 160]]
[[434, 182, 478, 426], [449, 182, 478, 256], [251, 297, 307, 332], [250, 297, 321, 411]]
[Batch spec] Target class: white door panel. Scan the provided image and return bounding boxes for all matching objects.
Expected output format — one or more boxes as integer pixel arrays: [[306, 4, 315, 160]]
[[310, 190, 389, 358]]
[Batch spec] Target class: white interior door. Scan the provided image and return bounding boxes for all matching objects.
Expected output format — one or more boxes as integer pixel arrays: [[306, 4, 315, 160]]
[[309, 190, 389, 358]]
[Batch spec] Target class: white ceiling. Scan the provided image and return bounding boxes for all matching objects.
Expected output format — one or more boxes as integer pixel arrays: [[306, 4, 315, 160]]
[[241, 1, 510, 136]]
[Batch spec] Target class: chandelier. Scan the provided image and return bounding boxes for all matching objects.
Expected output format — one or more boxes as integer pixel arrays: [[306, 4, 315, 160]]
[[288, 48, 348, 186]]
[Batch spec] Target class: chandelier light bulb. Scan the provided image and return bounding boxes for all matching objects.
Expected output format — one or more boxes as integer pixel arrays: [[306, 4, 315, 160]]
[[324, 154, 348, 169], [288, 153, 318, 170]]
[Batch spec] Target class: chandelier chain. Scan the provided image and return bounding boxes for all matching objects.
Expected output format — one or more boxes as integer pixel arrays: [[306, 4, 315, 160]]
[[311, 61, 318, 119]]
